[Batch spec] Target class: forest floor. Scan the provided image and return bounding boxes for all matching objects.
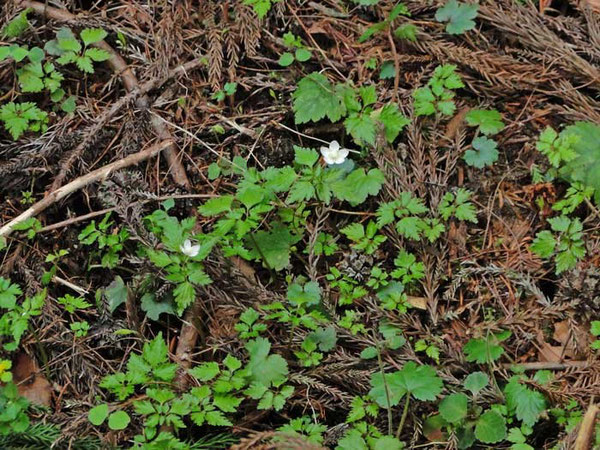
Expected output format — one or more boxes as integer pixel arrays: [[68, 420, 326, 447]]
[[1, 0, 600, 449]]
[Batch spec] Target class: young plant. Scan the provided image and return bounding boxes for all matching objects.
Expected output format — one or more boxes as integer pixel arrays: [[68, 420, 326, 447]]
[[292, 72, 409, 145], [530, 215, 585, 274], [243, 0, 281, 19], [277, 416, 327, 444], [144, 205, 215, 314], [234, 308, 267, 339], [413, 64, 464, 117], [45, 27, 111, 74], [368, 361, 443, 438], [0, 280, 46, 351], [263, 281, 327, 331], [358, 3, 411, 43], [340, 221, 386, 255], [79, 213, 129, 269], [439, 188, 478, 223], [57, 294, 91, 314], [0, 102, 48, 140], [278, 32, 311, 66]]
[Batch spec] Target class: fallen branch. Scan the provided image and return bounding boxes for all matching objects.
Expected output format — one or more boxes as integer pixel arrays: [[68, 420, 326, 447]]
[[0, 140, 173, 239], [19, 0, 191, 189], [501, 361, 590, 371], [574, 402, 599, 450]]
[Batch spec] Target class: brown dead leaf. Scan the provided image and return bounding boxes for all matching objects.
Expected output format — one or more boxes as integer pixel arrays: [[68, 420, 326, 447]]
[[13, 353, 52, 407]]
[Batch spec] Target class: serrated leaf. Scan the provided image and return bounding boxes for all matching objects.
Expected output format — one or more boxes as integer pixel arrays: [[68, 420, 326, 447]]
[[85, 48, 111, 62], [292, 72, 345, 124], [246, 337, 289, 386], [80, 28, 107, 46], [439, 393, 468, 423], [530, 230, 556, 258], [475, 410, 507, 443], [464, 137, 498, 168], [375, 103, 410, 143], [247, 223, 301, 271], [331, 168, 384, 205], [345, 113, 376, 145], [435, 0, 479, 35], [465, 109, 505, 135], [368, 361, 443, 407], [198, 196, 234, 216], [464, 371, 488, 394], [103, 276, 128, 313], [463, 331, 510, 364], [504, 377, 546, 427]]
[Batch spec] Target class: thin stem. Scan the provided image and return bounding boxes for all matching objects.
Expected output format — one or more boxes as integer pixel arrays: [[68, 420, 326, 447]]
[[396, 394, 411, 440], [375, 343, 393, 436]]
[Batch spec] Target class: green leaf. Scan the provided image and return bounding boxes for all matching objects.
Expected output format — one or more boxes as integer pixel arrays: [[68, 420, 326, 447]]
[[142, 333, 169, 367], [530, 231, 556, 258], [373, 436, 403, 450], [107, 411, 130, 430], [368, 361, 443, 407], [341, 223, 365, 242], [439, 393, 468, 423], [80, 28, 108, 46], [379, 61, 395, 79], [173, 281, 195, 313], [294, 146, 320, 167], [75, 55, 94, 73], [85, 48, 111, 62], [57, 28, 81, 52], [307, 326, 337, 352], [591, 321, 600, 336], [246, 337, 289, 386], [464, 371, 489, 394], [2, 9, 32, 38], [61, 96, 77, 113], [292, 72, 345, 124], [504, 377, 546, 427], [198, 196, 234, 216], [88, 403, 109, 426], [247, 223, 301, 271], [475, 410, 507, 443], [559, 122, 600, 201], [0, 278, 22, 308], [463, 330, 511, 364], [359, 22, 388, 43], [278, 52, 294, 67], [345, 113, 376, 145], [465, 109, 505, 135], [332, 168, 384, 205], [394, 24, 418, 42], [435, 0, 479, 35], [295, 48, 311, 62], [140, 293, 175, 321], [103, 276, 128, 313], [0, 102, 48, 140], [464, 137, 498, 168], [360, 346, 378, 359], [375, 103, 410, 143]]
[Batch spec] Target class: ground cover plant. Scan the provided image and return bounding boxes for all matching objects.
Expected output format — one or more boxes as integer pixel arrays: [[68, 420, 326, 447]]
[[0, 0, 600, 449]]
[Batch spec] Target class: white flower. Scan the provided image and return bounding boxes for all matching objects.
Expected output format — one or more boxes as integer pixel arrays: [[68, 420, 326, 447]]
[[320, 140, 350, 165], [180, 239, 200, 257]]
